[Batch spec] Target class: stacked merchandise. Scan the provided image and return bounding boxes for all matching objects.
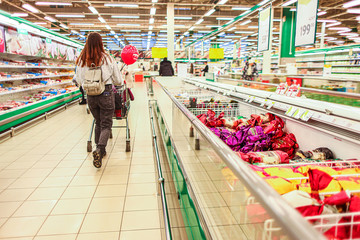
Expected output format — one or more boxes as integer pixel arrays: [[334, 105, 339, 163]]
[[197, 110, 360, 239], [0, 86, 77, 112]]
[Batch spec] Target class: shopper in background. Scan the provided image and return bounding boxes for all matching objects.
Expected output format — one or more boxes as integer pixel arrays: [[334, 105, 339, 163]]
[[202, 63, 209, 76], [242, 60, 250, 80], [75, 32, 123, 168], [159, 57, 174, 76]]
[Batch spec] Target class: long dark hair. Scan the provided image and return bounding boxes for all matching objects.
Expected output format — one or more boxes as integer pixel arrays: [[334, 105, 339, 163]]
[[76, 32, 108, 67]]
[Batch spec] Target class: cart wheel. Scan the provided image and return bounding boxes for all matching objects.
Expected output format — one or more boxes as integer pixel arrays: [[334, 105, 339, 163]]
[[87, 141, 92, 152], [126, 141, 131, 152], [195, 138, 200, 150], [87, 108, 90, 114], [110, 131, 113, 139], [128, 129, 130, 139]]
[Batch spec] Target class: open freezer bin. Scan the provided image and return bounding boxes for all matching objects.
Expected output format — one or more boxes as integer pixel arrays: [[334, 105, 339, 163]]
[[152, 77, 360, 240]]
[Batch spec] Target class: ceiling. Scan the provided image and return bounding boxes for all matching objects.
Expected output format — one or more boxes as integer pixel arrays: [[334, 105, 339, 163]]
[[0, 0, 359, 54]]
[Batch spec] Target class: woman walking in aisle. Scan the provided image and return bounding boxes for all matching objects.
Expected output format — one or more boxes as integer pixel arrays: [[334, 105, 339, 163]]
[[75, 32, 123, 168]]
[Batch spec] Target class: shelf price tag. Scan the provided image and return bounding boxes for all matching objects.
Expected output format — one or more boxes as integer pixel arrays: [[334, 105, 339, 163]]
[[267, 101, 275, 109], [245, 95, 251, 102], [293, 108, 306, 119], [300, 110, 314, 121], [248, 96, 256, 103], [295, 0, 319, 47], [285, 106, 297, 116], [260, 99, 268, 107]]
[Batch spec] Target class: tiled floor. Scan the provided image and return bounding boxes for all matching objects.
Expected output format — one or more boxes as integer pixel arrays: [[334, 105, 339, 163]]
[[0, 83, 164, 239]]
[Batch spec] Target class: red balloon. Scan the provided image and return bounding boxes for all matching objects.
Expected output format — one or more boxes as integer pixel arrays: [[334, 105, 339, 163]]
[[121, 45, 139, 65]]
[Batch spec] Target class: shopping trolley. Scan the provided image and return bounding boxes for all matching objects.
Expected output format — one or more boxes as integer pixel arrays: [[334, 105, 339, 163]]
[[87, 84, 131, 153]]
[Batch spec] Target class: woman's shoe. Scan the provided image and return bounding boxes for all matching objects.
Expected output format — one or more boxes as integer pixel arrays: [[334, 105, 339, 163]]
[[79, 99, 87, 105], [92, 149, 103, 168]]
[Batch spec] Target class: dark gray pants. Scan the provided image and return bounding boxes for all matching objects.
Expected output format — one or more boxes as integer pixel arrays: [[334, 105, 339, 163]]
[[87, 85, 114, 150]]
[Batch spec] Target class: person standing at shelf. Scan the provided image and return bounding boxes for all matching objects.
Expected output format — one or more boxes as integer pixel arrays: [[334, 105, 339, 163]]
[[201, 63, 209, 76], [159, 57, 174, 76], [75, 32, 123, 168]]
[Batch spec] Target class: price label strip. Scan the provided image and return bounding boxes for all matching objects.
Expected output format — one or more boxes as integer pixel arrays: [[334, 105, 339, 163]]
[[285, 106, 298, 117], [248, 96, 256, 103], [260, 99, 268, 107], [267, 101, 275, 109], [293, 108, 306, 119], [300, 110, 314, 121]]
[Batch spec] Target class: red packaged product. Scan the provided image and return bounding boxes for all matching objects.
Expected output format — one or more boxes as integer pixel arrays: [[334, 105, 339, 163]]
[[271, 133, 299, 159], [237, 150, 290, 164]]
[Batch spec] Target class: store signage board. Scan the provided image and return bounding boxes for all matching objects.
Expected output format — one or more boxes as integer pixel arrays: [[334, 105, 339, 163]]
[[295, 0, 319, 47], [257, 5, 271, 52]]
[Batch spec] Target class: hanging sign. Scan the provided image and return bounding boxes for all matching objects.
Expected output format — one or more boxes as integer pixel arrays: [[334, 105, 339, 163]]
[[295, 0, 319, 46], [257, 5, 271, 52]]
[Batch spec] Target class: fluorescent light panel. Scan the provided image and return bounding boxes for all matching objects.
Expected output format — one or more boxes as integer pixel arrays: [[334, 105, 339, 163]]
[[35, 2, 72, 6], [44, 16, 56, 22], [88, 6, 98, 14], [104, 4, 138, 7], [195, 19, 204, 25], [11, 13, 28, 17], [117, 23, 140, 26], [70, 23, 94, 25], [112, 15, 139, 19], [343, 0, 360, 8], [98, 17, 106, 23], [56, 14, 85, 18], [22, 4, 39, 13], [232, 6, 250, 10], [240, 20, 251, 25], [204, 9, 216, 17], [282, 0, 297, 6], [150, 8, 156, 15]]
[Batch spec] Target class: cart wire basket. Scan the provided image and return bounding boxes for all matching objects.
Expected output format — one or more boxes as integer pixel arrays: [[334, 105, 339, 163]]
[[87, 84, 131, 153]]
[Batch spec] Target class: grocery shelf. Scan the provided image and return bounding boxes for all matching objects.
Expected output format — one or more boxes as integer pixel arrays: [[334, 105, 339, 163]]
[[0, 90, 81, 131], [0, 65, 75, 69], [331, 65, 360, 67], [332, 72, 360, 74], [297, 66, 323, 69], [0, 52, 75, 63], [0, 74, 74, 83], [0, 82, 72, 96]]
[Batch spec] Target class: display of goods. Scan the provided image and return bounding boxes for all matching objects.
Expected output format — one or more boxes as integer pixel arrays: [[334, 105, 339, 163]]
[[238, 151, 290, 164], [294, 147, 334, 161], [200, 111, 299, 158]]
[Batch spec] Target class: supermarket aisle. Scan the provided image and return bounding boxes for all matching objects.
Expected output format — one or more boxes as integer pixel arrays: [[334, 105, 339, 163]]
[[0, 83, 162, 239]]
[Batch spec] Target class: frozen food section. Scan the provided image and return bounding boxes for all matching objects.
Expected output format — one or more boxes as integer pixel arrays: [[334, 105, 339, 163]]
[[150, 76, 360, 240]]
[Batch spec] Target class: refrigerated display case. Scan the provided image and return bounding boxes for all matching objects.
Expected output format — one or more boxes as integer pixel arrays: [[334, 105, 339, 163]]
[[151, 76, 360, 240]]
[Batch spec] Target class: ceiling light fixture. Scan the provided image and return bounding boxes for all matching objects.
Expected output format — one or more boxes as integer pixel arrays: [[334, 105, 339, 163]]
[[60, 23, 68, 29], [232, 6, 250, 10], [22, 4, 39, 13], [317, 19, 337, 23], [240, 20, 251, 25], [227, 27, 236, 31], [317, 11, 327, 16], [347, 8, 360, 13], [44, 16, 56, 22], [343, 0, 360, 8], [218, 0, 229, 4], [111, 15, 140, 19], [216, 17, 233, 20], [35, 2, 72, 6], [70, 23, 94, 25], [150, 8, 156, 15], [282, 0, 297, 6], [189, 26, 195, 31], [326, 22, 341, 27], [117, 23, 141, 26], [195, 19, 204, 25], [56, 14, 85, 18], [88, 6, 98, 14], [149, 18, 154, 24], [149, 26, 153, 30], [98, 17, 106, 23], [105, 25, 111, 30], [257, 0, 271, 6], [11, 13, 28, 17], [204, 9, 216, 17], [110, 30, 115, 34], [235, 31, 254, 34], [329, 27, 351, 31], [104, 3, 139, 7], [34, 22, 46, 25]]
